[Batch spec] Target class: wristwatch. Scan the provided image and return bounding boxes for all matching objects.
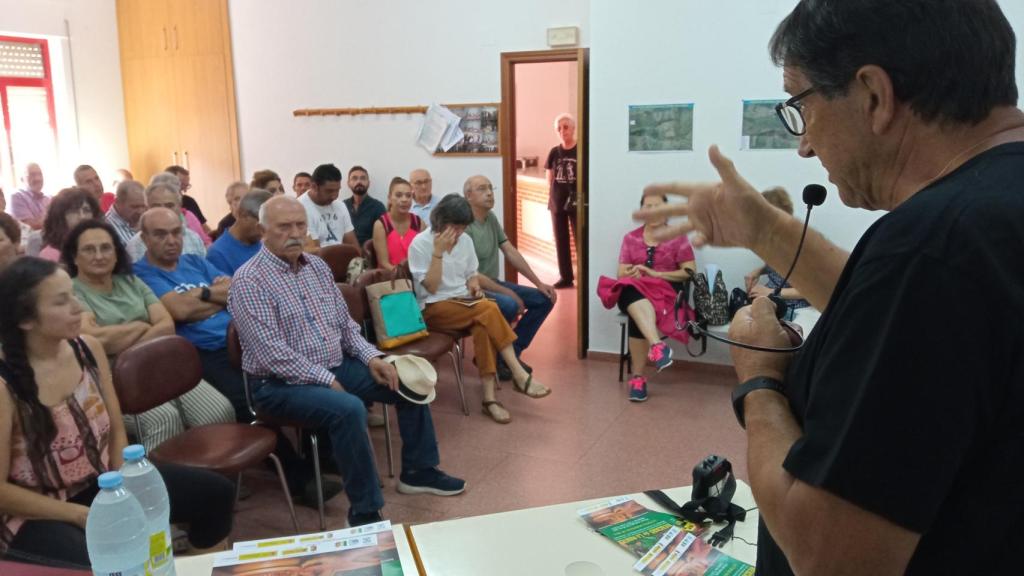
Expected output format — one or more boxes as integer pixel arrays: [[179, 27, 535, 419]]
[[732, 376, 785, 429], [200, 286, 212, 302]]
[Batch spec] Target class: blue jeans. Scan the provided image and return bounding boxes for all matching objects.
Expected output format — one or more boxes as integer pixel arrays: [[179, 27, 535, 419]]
[[485, 280, 555, 356], [250, 356, 440, 514]]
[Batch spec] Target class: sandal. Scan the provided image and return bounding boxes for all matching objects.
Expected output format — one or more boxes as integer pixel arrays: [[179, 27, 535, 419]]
[[512, 374, 551, 399], [482, 400, 511, 424]]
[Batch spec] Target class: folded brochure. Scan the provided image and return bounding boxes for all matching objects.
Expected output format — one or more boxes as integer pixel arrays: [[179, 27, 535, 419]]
[[578, 496, 754, 576]]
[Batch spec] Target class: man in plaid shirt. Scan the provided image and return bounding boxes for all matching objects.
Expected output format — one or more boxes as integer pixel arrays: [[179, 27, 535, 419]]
[[228, 196, 465, 527]]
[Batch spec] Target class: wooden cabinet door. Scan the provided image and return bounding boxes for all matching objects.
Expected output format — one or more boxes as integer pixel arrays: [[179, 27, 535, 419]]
[[121, 56, 180, 185], [167, 0, 229, 57], [172, 53, 239, 217], [117, 0, 171, 61]]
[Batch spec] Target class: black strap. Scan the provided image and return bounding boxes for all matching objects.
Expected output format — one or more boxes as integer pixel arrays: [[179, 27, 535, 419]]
[[67, 338, 98, 371]]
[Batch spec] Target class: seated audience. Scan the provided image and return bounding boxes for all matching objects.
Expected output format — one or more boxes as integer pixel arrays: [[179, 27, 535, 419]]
[[0, 213, 23, 273], [408, 195, 550, 425], [371, 177, 423, 270], [229, 197, 465, 527], [463, 175, 555, 380], [39, 188, 100, 262], [132, 208, 247, 423], [212, 181, 249, 239], [207, 189, 272, 275], [409, 169, 437, 221], [293, 172, 312, 197], [163, 165, 212, 238], [73, 165, 115, 213], [299, 164, 358, 248], [598, 194, 695, 402], [344, 166, 386, 246], [744, 187, 811, 321], [110, 168, 133, 191], [62, 220, 236, 450], [11, 163, 49, 231], [105, 180, 147, 246], [126, 182, 207, 262], [251, 169, 285, 196], [0, 257, 234, 568]]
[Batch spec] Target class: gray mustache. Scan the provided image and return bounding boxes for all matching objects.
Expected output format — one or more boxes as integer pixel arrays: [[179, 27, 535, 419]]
[[284, 239, 304, 248]]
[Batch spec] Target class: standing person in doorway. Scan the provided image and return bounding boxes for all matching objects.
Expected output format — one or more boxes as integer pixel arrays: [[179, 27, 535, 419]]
[[546, 113, 578, 289]]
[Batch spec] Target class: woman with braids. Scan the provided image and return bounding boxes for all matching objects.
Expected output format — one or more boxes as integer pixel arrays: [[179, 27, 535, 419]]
[[0, 258, 234, 568]]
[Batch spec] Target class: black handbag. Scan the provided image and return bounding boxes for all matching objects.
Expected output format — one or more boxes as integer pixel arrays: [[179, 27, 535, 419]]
[[728, 287, 750, 320]]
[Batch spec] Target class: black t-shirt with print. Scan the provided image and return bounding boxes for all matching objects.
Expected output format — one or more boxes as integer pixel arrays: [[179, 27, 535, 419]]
[[545, 144, 577, 213], [757, 143, 1024, 574]]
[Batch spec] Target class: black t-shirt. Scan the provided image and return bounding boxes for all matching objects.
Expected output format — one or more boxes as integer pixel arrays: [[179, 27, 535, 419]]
[[545, 144, 577, 213], [181, 194, 207, 224], [758, 143, 1024, 574], [344, 195, 387, 246]]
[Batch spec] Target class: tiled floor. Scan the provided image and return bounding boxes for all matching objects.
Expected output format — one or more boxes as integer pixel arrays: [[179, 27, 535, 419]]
[[229, 287, 745, 541]]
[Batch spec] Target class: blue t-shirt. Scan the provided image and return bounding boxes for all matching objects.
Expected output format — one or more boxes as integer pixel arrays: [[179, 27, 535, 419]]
[[207, 231, 261, 276], [134, 254, 231, 350]]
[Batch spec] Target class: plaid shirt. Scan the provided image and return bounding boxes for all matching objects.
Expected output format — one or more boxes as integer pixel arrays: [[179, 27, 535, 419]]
[[105, 206, 136, 246], [227, 245, 380, 387]]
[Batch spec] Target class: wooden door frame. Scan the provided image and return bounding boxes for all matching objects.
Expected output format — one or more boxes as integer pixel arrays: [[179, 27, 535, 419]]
[[500, 48, 589, 359]]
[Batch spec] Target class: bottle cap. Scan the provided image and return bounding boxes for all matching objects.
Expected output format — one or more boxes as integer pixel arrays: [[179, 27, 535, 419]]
[[123, 444, 146, 461], [98, 471, 124, 489]]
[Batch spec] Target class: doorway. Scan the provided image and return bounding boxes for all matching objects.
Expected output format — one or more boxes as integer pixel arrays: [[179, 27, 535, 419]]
[[500, 49, 589, 359]]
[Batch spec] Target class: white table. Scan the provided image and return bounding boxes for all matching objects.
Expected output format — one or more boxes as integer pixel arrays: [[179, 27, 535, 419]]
[[174, 524, 418, 575], [410, 481, 758, 576]]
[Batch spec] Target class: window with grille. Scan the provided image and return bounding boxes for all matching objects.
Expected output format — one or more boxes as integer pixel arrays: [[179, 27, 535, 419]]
[[0, 36, 57, 195]]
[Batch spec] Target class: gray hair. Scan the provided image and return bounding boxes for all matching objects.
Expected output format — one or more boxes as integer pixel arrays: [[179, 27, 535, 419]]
[[553, 112, 576, 131], [239, 189, 273, 219], [429, 194, 473, 232], [224, 180, 248, 200], [148, 171, 182, 194], [115, 179, 144, 202], [144, 182, 180, 204], [462, 175, 490, 197]]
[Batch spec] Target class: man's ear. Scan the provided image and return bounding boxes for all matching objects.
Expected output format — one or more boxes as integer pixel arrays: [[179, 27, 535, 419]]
[[854, 65, 897, 135]]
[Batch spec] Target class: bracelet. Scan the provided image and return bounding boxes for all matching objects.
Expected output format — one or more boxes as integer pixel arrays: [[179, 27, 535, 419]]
[[432, 254, 443, 260], [731, 376, 785, 428]]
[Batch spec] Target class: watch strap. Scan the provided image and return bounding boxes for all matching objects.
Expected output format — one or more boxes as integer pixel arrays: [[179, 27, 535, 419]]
[[200, 286, 212, 302], [732, 377, 785, 429]]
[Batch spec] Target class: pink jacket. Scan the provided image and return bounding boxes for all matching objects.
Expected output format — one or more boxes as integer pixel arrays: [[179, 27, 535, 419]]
[[597, 275, 693, 343]]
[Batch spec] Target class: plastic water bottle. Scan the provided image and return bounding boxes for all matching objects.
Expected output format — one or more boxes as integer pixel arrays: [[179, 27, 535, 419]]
[[86, 471, 148, 576], [121, 445, 176, 576]]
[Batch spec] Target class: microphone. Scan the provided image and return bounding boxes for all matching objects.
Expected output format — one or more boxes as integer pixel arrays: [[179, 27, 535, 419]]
[[769, 184, 827, 319]]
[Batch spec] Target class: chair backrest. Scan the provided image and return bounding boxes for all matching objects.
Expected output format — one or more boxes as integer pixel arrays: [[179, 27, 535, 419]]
[[319, 244, 362, 283], [113, 335, 201, 415], [226, 322, 243, 370], [362, 239, 377, 268], [338, 282, 367, 326]]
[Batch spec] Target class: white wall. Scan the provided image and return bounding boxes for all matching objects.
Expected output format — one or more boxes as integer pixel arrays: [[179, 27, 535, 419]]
[[588, 0, 1024, 361], [0, 0, 129, 190], [227, 0, 588, 219]]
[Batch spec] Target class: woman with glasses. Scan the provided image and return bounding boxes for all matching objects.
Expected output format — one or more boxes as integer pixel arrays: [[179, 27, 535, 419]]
[[598, 194, 695, 402], [61, 220, 236, 450], [38, 188, 100, 262]]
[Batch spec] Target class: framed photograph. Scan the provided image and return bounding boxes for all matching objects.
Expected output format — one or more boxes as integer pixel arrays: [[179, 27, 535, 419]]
[[741, 100, 800, 150], [435, 103, 501, 156], [628, 103, 694, 152]]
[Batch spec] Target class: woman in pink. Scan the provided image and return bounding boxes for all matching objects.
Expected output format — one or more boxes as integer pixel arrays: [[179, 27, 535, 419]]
[[599, 194, 695, 402], [38, 188, 99, 262], [372, 177, 423, 270], [0, 258, 234, 567]]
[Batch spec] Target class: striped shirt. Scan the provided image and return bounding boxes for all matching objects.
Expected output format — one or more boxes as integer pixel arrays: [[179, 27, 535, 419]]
[[227, 245, 380, 387], [105, 206, 136, 246]]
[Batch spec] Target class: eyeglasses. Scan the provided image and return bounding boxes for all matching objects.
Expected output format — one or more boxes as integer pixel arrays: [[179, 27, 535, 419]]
[[775, 87, 815, 136], [473, 185, 494, 193], [412, 178, 432, 186], [644, 246, 656, 268], [78, 244, 115, 256]]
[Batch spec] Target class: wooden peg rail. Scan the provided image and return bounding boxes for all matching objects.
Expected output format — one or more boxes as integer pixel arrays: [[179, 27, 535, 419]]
[[293, 106, 429, 117]]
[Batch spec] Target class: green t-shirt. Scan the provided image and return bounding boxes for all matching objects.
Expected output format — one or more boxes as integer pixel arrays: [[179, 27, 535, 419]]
[[73, 274, 159, 326], [465, 211, 507, 279]]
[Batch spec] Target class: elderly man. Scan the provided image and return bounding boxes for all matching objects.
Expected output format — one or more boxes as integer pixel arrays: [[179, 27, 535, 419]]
[[212, 181, 250, 239], [546, 113, 578, 289], [638, 1, 1023, 573], [343, 165, 386, 246], [11, 163, 48, 230], [298, 163, 358, 248], [152, 171, 211, 245], [105, 180, 147, 245], [409, 168, 436, 220], [164, 164, 212, 236], [228, 196, 465, 527], [126, 182, 208, 262], [207, 189, 271, 275], [463, 175, 556, 379], [74, 164, 115, 212]]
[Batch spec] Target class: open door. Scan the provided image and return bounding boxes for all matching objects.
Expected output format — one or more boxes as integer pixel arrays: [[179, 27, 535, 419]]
[[500, 48, 589, 359]]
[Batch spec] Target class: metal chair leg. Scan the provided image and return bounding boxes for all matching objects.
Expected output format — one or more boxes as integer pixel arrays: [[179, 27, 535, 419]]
[[382, 404, 394, 478], [449, 349, 469, 415], [309, 433, 326, 531], [267, 453, 300, 533], [619, 320, 627, 382], [234, 472, 243, 509]]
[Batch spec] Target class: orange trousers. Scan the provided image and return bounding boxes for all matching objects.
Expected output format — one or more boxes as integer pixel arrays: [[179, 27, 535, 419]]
[[422, 299, 517, 377]]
